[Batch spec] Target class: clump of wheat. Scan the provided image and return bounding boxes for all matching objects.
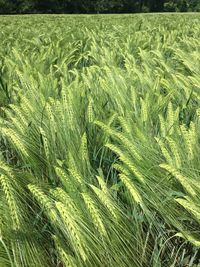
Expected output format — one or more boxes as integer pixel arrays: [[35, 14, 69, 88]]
[[55, 201, 87, 261], [55, 166, 76, 193], [176, 197, 200, 222], [90, 185, 118, 219], [180, 124, 194, 160], [160, 164, 196, 196], [95, 120, 141, 160], [39, 127, 50, 160], [113, 163, 130, 176], [82, 191, 107, 239], [0, 174, 20, 229], [51, 187, 78, 213], [9, 104, 27, 127], [1, 128, 29, 158], [106, 143, 145, 184], [28, 184, 57, 220], [167, 102, 174, 134], [79, 133, 90, 173], [119, 174, 143, 204], [96, 175, 108, 193], [118, 116, 132, 134], [140, 97, 148, 123], [166, 137, 181, 168], [55, 237, 78, 267], [155, 138, 172, 164], [159, 114, 166, 137], [46, 102, 56, 134], [87, 96, 94, 123]]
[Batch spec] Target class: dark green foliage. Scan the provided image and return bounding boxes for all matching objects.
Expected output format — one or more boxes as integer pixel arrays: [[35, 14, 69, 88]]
[[0, 0, 199, 14]]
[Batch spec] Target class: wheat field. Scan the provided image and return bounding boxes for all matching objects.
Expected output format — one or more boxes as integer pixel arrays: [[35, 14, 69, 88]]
[[0, 14, 200, 267]]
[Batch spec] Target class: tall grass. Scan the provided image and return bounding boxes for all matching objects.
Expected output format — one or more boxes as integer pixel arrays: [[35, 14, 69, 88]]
[[0, 14, 200, 266]]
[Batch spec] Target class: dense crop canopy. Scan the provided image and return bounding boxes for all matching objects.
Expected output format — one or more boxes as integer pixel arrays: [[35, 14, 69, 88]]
[[0, 14, 200, 267]]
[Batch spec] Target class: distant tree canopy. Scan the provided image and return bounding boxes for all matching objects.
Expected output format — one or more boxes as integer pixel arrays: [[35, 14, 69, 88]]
[[0, 0, 199, 14]]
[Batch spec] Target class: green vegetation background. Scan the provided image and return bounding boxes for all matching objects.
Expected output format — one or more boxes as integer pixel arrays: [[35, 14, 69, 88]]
[[0, 0, 200, 14]]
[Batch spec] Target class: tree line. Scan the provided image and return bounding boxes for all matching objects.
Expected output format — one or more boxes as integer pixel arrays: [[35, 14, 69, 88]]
[[0, 0, 199, 14]]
